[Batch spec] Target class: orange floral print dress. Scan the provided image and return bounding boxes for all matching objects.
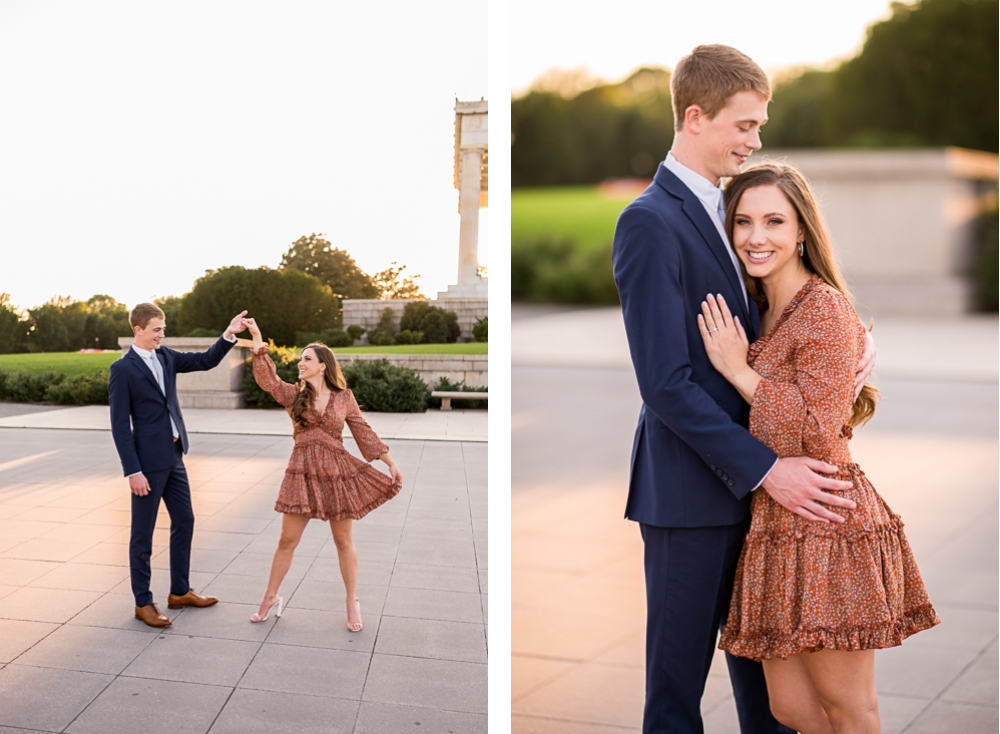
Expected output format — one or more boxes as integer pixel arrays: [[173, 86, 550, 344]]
[[251, 348, 401, 521], [718, 275, 940, 661]]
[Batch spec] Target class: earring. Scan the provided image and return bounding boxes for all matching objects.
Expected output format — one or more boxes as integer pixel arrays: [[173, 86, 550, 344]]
[[798, 241, 804, 257]]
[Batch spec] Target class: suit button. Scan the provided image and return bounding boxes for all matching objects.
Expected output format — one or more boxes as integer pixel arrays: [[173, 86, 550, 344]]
[[710, 464, 716, 471], [727, 480, 735, 486]]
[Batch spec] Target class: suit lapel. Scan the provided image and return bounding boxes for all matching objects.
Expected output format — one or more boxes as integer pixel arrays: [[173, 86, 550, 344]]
[[655, 166, 750, 324], [127, 348, 166, 398]]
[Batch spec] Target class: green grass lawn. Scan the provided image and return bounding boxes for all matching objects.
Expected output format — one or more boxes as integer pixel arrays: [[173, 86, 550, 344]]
[[0, 343, 486, 375], [512, 186, 632, 251], [0, 352, 121, 376]]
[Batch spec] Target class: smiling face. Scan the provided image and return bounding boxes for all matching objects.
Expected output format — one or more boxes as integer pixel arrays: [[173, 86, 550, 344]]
[[689, 90, 768, 185], [297, 348, 326, 382], [133, 317, 165, 350], [732, 184, 808, 283]]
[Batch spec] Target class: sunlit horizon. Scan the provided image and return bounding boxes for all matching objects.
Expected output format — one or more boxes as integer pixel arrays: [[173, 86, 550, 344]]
[[512, 0, 897, 96], [1, 1, 487, 313]]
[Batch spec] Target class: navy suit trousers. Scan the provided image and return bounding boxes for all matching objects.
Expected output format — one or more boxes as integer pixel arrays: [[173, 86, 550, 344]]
[[640, 522, 794, 734], [129, 441, 194, 607]]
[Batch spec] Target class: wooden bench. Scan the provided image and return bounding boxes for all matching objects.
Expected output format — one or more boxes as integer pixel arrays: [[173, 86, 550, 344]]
[[431, 390, 489, 411]]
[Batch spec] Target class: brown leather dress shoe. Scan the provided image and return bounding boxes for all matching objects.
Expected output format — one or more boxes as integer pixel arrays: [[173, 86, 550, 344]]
[[167, 590, 219, 609], [135, 603, 172, 627]]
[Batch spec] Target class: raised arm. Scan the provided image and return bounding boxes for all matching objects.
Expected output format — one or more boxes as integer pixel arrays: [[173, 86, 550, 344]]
[[244, 318, 298, 407], [172, 311, 246, 373]]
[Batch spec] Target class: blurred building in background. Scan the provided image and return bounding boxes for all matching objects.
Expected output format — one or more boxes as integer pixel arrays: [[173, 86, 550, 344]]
[[762, 147, 998, 318]]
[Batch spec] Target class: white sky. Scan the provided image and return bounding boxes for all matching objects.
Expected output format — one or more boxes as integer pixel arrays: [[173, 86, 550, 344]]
[[512, 0, 897, 95], [0, 1, 487, 311]]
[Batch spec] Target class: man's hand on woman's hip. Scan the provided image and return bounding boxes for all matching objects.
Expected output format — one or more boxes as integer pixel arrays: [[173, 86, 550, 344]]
[[760, 457, 856, 523]]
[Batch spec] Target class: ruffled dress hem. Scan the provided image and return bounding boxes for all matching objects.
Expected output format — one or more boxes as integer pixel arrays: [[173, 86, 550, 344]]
[[720, 603, 940, 661]]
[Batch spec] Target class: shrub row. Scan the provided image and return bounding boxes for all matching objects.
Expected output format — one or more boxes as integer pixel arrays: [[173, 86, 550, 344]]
[[0, 369, 110, 405], [364, 302, 461, 346], [472, 317, 488, 343], [512, 238, 619, 305], [242, 347, 487, 413]]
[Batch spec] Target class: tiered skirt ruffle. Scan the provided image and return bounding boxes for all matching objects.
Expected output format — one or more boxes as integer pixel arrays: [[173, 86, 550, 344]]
[[719, 465, 940, 660], [274, 442, 401, 521]]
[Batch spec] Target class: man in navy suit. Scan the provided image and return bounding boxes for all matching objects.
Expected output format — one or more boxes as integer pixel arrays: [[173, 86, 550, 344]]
[[109, 302, 248, 627], [612, 45, 872, 733]]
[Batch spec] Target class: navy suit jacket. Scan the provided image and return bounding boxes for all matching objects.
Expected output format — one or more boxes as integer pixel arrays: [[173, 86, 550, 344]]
[[612, 163, 777, 528], [108, 337, 235, 477]]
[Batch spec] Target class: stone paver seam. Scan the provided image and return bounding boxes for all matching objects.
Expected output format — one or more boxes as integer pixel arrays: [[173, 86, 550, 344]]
[[352, 439, 427, 734], [903, 630, 1000, 729], [45, 618, 162, 734], [459, 442, 487, 652], [199, 437, 306, 734]]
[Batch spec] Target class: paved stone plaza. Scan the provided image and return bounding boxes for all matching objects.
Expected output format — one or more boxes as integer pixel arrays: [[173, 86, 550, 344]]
[[0, 415, 487, 733], [512, 306, 998, 734]]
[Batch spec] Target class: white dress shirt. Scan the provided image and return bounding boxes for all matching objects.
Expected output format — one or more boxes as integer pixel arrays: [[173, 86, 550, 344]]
[[663, 152, 748, 308], [663, 152, 775, 490], [126, 332, 235, 477]]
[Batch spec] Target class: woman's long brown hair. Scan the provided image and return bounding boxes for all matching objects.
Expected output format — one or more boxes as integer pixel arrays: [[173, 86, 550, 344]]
[[723, 162, 878, 428], [290, 343, 347, 429]]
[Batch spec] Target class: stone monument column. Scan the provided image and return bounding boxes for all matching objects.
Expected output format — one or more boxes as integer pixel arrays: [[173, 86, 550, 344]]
[[457, 145, 486, 285], [440, 99, 488, 299]]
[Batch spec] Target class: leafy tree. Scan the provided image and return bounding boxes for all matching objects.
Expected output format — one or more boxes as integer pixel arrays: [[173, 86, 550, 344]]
[[83, 295, 131, 349], [512, 67, 674, 186], [829, 0, 998, 152], [280, 234, 379, 300], [27, 300, 71, 352], [154, 295, 185, 332], [23, 295, 132, 352], [372, 262, 425, 299], [0, 294, 28, 354], [177, 266, 340, 347], [512, 0, 998, 184]]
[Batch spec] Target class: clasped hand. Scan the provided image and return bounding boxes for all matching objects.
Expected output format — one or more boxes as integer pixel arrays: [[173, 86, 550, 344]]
[[697, 294, 748, 380]]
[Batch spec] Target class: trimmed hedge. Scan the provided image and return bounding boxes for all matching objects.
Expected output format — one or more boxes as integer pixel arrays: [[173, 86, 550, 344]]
[[472, 317, 488, 343], [342, 358, 429, 413], [0, 368, 110, 405], [243, 347, 431, 413]]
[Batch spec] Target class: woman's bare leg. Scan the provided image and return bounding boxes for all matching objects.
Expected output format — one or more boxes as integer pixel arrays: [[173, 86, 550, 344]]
[[800, 649, 880, 734], [329, 518, 360, 629], [763, 656, 833, 734], [252, 513, 310, 620]]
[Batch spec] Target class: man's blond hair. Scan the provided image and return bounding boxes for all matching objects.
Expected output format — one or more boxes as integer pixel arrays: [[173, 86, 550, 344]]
[[129, 303, 165, 331], [671, 45, 771, 133]]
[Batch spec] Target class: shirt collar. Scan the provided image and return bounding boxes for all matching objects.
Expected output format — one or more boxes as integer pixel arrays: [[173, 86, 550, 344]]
[[131, 343, 154, 360], [664, 152, 724, 210]]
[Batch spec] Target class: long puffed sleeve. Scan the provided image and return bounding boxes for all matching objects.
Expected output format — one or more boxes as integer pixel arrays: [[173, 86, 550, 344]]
[[251, 348, 299, 407], [749, 299, 863, 462], [344, 389, 389, 462]]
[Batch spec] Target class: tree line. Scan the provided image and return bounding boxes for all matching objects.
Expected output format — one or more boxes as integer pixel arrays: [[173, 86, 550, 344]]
[[0, 234, 423, 353], [512, 0, 998, 187]]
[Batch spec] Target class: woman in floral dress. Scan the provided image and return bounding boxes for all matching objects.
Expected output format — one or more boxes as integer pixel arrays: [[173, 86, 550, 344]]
[[243, 319, 401, 631], [697, 163, 939, 734]]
